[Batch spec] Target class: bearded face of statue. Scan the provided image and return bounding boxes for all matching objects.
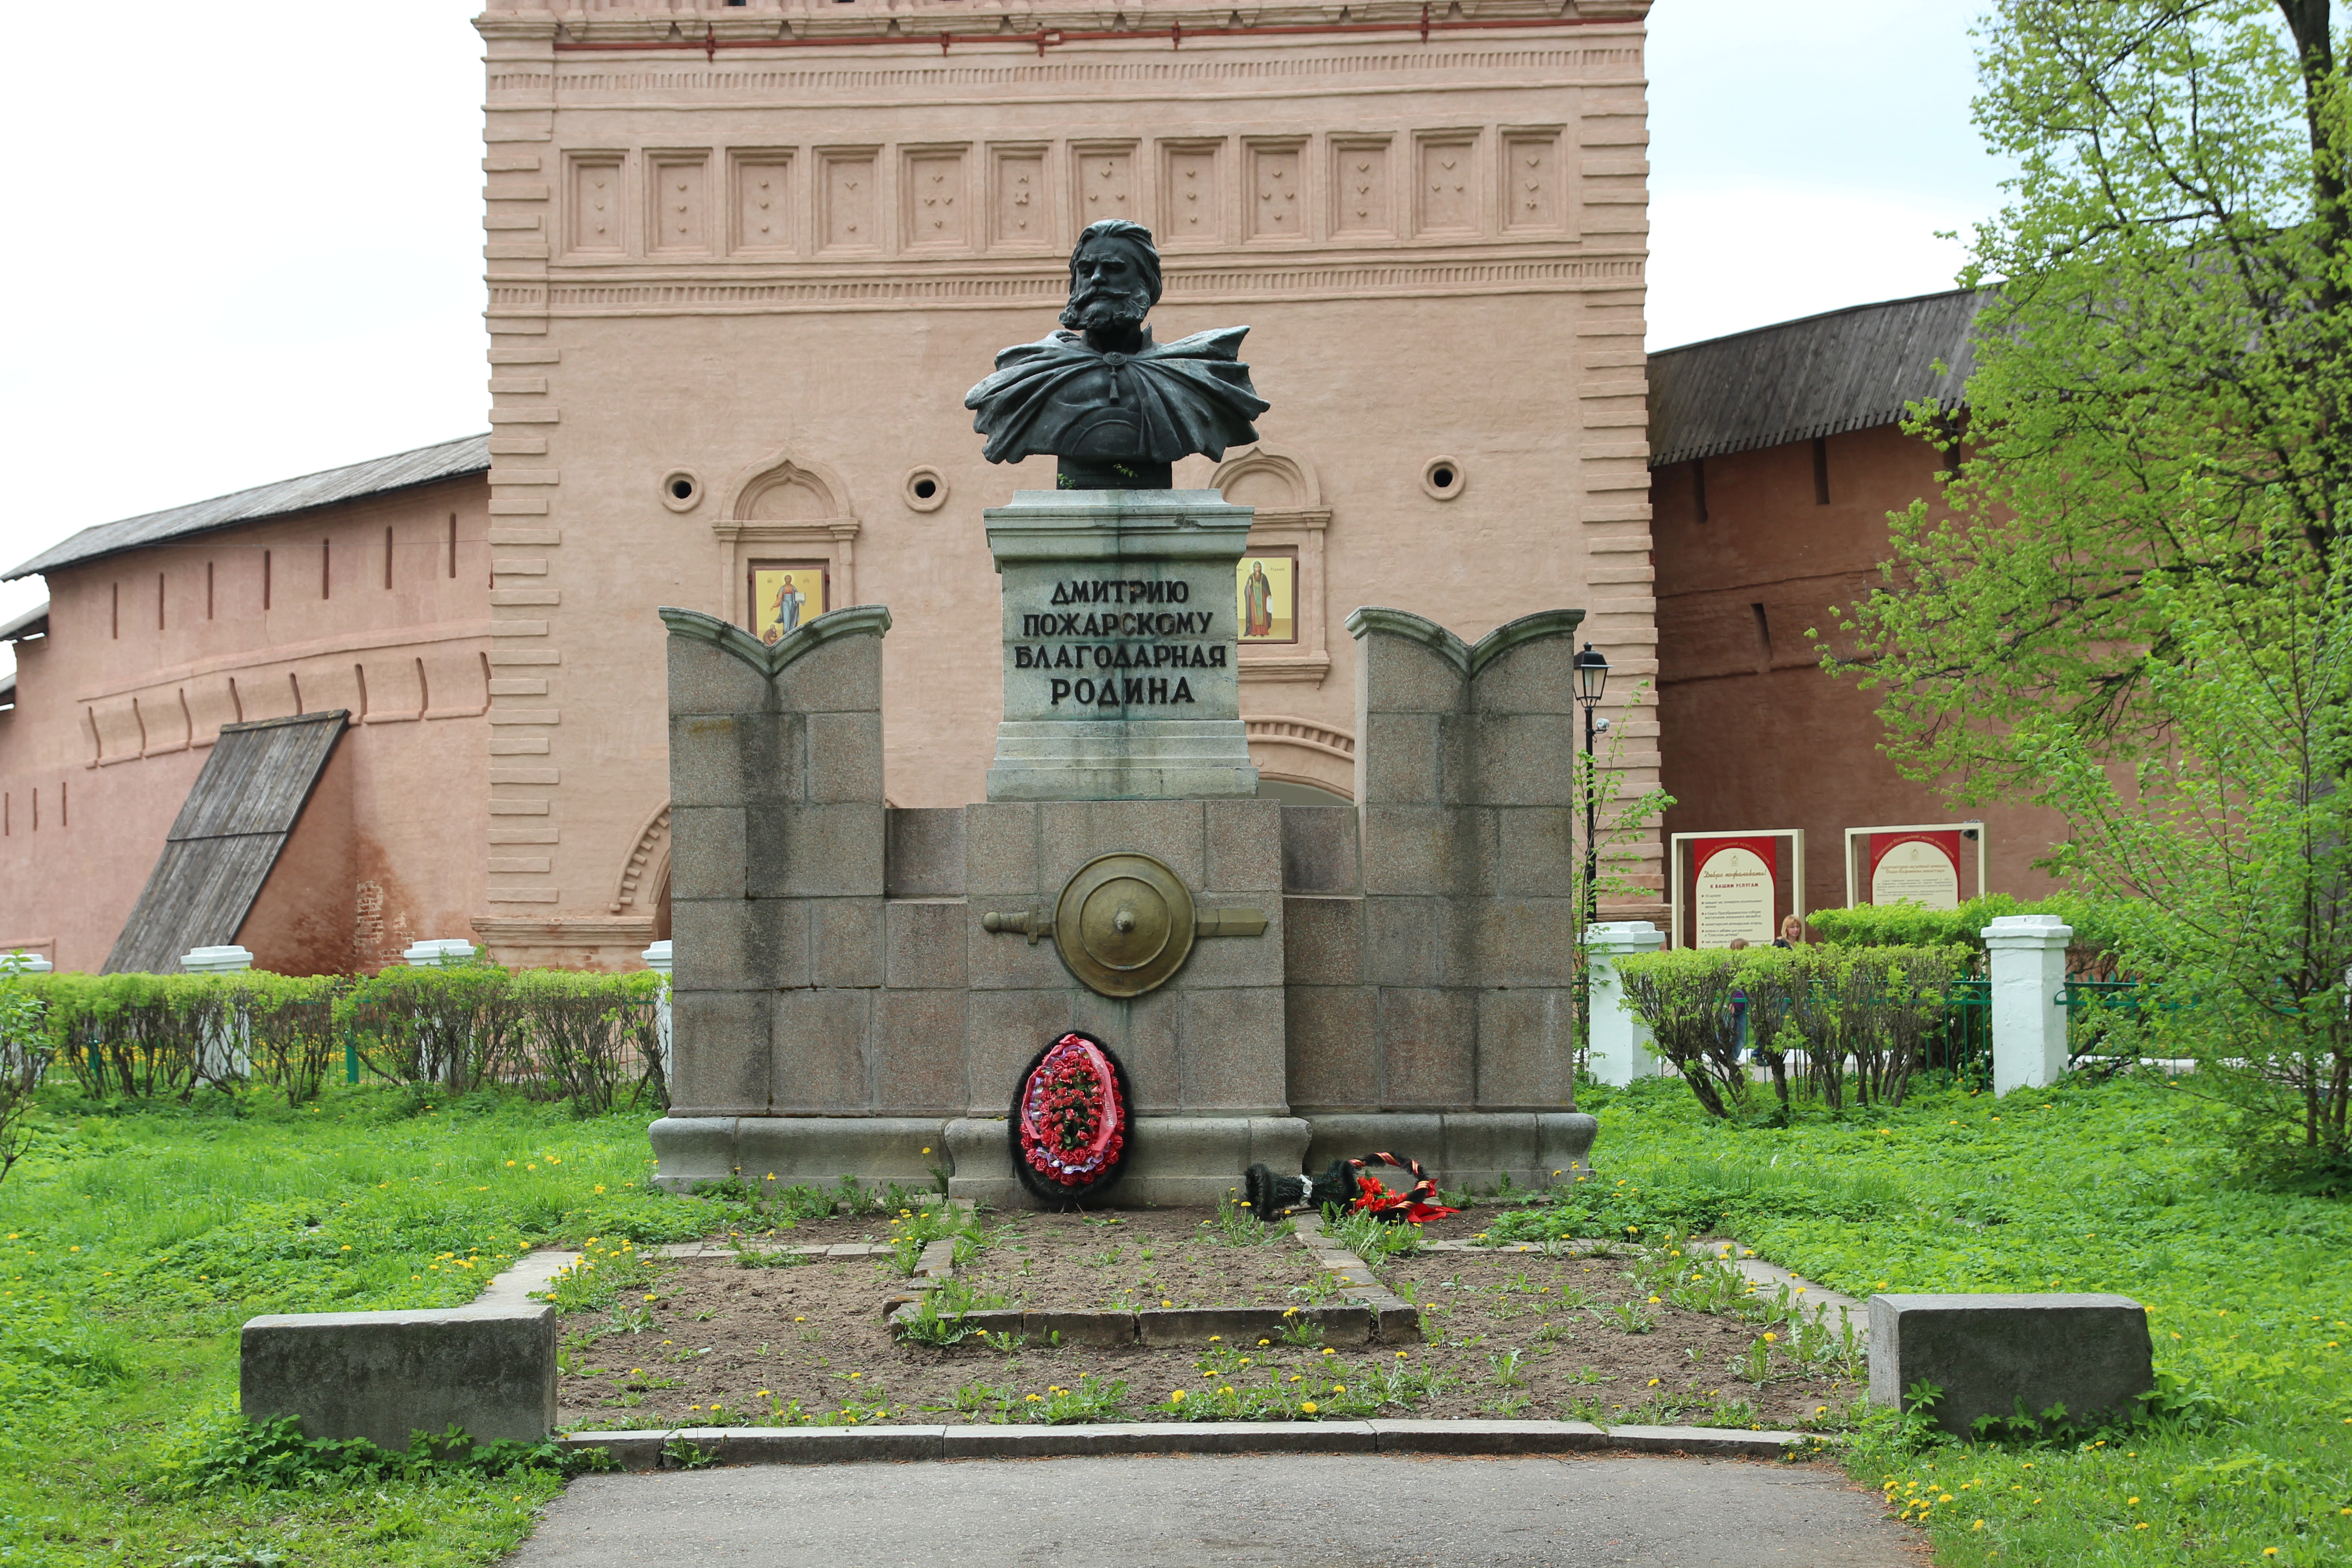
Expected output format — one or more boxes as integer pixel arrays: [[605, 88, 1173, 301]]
[[1060, 239, 1155, 340]]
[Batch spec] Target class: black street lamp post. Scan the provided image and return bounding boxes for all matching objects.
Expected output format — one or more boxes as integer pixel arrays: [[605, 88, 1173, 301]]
[[1571, 642, 1610, 926]]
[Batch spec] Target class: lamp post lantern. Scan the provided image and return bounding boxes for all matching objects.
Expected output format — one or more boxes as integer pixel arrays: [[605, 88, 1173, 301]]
[[1571, 642, 1610, 924]]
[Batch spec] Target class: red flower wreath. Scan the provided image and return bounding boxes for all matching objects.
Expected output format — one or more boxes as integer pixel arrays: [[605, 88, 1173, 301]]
[[1017, 1033, 1128, 1189], [1344, 1153, 1459, 1224]]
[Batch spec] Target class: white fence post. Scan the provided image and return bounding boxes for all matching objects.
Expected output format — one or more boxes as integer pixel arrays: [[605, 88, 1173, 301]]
[[400, 939, 480, 1088], [179, 945, 256, 1081], [642, 940, 673, 1085], [5, 954, 53, 975], [1584, 921, 1665, 1087], [1983, 914, 2074, 1096]]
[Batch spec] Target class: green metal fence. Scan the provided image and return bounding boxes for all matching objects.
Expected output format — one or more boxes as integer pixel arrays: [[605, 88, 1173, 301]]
[[1932, 978, 1992, 1080], [2058, 977, 2144, 1063]]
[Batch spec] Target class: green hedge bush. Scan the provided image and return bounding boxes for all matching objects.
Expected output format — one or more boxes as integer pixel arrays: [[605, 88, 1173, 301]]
[[6, 965, 664, 1119], [1612, 945, 1963, 1117], [1805, 891, 2130, 958]]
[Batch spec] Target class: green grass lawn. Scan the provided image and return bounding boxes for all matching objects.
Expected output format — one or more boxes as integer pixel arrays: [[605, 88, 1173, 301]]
[[1514, 1073, 2352, 1568], [0, 1072, 2344, 1565], [0, 1087, 718, 1567]]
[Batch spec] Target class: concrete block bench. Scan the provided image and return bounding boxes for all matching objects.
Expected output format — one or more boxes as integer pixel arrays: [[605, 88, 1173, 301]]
[[241, 1305, 557, 1451], [1868, 1293, 2153, 1436]]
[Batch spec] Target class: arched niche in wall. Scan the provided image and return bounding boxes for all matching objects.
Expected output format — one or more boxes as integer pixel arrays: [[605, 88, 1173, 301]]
[[1245, 714, 1356, 802], [608, 799, 671, 921], [1212, 446, 1331, 687], [712, 449, 862, 632]]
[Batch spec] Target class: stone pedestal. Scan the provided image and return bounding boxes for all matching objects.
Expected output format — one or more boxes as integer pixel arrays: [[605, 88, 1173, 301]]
[[985, 489, 1259, 802]]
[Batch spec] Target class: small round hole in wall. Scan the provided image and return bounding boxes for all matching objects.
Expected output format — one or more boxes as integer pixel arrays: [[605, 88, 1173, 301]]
[[660, 470, 703, 513], [1421, 456, 1465, 501], [903, 466, 949, 513]]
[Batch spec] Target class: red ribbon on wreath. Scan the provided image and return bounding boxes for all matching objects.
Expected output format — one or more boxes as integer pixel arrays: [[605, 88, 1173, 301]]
[[1017, 1033, 1127, 1187], [1344, 1151, 1459, 1223]]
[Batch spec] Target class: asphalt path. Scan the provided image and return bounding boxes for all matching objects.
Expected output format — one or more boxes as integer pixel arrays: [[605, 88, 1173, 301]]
[[501, 1453, 1921, 1567]]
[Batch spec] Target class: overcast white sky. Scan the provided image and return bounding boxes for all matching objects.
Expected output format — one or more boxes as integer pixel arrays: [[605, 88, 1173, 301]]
[[0, 1, 2009, 662]]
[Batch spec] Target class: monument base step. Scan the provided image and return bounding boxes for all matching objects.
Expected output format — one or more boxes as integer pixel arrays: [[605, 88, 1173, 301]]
[[649, 1112, 1596, 1205], [945, 1114, 1309, 1207], [1301, 1112, 1600, 1196], [649, 1116, 948, 1196]]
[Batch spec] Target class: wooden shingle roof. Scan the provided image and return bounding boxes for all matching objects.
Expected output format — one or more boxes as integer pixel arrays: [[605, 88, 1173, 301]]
[[1646, 287, 1988, 469], [103, 711, 349, 974], [5, 434, 489, 581]]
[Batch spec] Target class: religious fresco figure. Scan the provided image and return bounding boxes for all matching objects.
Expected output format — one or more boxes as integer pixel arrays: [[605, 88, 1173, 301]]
[[1242, 558, 1275, 638], [965, 219, 1270, 490], [771, 573, 808, 636], [753, 567, 822, 645]]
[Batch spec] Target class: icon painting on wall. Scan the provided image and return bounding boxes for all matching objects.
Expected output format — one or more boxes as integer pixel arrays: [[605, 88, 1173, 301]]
[[750, 564, 828, 645], [1235, 552, 1295, 643]]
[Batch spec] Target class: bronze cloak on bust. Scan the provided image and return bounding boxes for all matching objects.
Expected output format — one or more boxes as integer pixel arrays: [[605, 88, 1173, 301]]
[[965, 219, 1269, 489]]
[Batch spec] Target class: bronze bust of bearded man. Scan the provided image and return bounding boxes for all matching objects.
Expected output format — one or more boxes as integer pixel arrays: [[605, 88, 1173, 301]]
[[965, 219, 1270, 490]]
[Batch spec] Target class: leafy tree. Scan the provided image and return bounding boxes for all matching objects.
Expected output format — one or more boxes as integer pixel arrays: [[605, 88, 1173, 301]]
[[1829, 0, 2352, 1181], [0, 954, 52, 1183]]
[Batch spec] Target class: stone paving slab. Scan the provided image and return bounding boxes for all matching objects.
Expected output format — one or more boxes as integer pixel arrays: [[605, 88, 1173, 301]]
[[504, 1453, 1915, 1568], [559, 1419, 1823, 1471]]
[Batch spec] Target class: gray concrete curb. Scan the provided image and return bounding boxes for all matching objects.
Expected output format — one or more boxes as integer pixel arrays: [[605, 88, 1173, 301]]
[[559, 1419, 1833, 1471]]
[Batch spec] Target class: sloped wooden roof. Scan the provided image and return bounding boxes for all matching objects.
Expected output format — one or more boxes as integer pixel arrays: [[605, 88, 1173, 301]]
[[1646, 288, 1988, 469], [6, 434, 489, 581], [103, 711, 349, 974]]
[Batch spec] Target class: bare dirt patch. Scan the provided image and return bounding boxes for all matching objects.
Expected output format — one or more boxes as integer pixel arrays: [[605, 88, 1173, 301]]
[[1377, 1250, 1862, 1429], [556, 1207, 1860, 1433], [956, 1208, 1314, 1309]]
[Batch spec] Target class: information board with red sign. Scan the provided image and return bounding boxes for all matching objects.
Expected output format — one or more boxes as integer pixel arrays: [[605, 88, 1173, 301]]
[[1688, 834, 1779, 948], [1868, 830, 1962, 909]]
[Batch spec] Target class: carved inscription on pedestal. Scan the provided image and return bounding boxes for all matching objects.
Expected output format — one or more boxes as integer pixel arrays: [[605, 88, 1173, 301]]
[[1010, 577, 1230, 710]]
